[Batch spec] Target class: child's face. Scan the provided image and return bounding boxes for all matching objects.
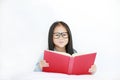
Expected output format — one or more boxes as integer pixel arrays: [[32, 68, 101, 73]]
[[53, 25, 68, 49]]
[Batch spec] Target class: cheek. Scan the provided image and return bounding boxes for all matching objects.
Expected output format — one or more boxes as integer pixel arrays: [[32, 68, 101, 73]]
[[53, 39, 59, 45], [65, 39, 69, 44], [53, 38, 58, 45]]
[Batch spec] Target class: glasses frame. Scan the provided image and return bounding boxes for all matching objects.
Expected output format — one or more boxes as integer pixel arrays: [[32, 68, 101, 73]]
[[53, 32, 68, 39]]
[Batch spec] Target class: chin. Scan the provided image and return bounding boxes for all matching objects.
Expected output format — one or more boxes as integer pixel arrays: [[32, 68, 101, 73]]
[[58, 46, 65, 48], [57, 44, 66, 48]]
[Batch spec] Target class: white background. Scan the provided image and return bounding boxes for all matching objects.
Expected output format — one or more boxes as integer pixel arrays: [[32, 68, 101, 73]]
[[0, 0, 120, 80]]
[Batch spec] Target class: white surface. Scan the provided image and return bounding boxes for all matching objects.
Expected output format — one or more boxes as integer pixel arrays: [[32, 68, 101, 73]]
[[11, 72, 120, 80], [0, 0, 120, 80]]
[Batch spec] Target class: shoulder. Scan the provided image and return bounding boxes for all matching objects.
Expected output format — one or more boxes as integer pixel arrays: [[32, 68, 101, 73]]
[[73, 49, 77, 53]]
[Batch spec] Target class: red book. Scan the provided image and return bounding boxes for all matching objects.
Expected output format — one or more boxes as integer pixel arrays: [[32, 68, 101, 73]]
[[42, 50, 96, 75]]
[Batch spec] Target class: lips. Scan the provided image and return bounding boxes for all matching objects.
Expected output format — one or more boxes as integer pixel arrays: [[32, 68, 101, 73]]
[[58, 41, 64, 44]]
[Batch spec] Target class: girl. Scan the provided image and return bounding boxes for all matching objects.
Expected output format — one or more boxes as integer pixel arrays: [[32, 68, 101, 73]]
[[34, 21, 96, 74]]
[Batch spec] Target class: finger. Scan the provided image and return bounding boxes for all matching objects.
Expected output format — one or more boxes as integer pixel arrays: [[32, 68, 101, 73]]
[[91, 64, 95, 68], [89, 65, 96, 73], [40, 60, 46, 64], [43, 62, 49, 67], [89, 68, 92, 73]]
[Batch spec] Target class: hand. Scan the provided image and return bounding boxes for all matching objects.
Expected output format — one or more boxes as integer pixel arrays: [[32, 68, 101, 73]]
[[39, 60, 49, 69], [89, 64, 96, 74]]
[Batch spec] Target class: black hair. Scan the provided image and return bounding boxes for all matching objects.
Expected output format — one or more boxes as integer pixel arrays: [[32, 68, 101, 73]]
[[48, 21, 74, 55]]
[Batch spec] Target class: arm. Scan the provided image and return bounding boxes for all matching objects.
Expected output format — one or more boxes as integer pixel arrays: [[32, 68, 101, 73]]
[[34, 52, 49, 72], [34, 53, 44, 72]]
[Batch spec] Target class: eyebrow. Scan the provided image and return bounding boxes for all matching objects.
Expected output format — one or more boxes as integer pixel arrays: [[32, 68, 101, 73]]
[[53, 32, 67, 33]]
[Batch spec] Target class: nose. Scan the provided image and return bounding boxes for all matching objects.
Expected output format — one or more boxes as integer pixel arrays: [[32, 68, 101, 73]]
[[59, 35, 64, 39]]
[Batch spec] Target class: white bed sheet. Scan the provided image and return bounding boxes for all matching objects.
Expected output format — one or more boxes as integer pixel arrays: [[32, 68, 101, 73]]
[[11, 72, 120, 80]]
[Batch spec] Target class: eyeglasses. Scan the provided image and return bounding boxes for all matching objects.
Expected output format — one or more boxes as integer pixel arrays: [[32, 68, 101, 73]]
[[53, 32, 68, 39]]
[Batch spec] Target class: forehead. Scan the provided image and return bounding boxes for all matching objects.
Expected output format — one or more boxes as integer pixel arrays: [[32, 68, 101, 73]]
[[54, 25, 67, 33]]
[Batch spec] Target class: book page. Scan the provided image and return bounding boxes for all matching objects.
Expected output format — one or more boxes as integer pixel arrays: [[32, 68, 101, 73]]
[[71, 53, 83, 57], [72, 52, 96, 57], [45, 50, 71, 57]]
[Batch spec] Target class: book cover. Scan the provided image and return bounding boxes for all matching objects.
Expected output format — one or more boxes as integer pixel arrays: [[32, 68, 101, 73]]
[[42, 50, 96, 75]]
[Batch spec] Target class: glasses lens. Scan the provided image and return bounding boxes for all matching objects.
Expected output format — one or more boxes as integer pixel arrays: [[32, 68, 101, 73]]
[[53, 33, 60, 39], [62, 32, 68, 38]]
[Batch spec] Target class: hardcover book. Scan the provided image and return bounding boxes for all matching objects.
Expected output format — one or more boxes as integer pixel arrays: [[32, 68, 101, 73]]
[[42, 50, 96, 75]]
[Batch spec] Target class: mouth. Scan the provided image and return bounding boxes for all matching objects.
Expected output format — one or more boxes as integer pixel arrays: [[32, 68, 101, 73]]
[[58, 41, 64, 44]]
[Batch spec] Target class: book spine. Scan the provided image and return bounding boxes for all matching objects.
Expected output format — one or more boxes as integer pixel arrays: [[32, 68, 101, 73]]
[[68, 57, 74, 74]]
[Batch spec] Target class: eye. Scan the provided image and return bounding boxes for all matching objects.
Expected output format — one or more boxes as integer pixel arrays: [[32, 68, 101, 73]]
[[62, 33, 68, 37], [54, 33, 59, 36], [62, 34, 67, 36]]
